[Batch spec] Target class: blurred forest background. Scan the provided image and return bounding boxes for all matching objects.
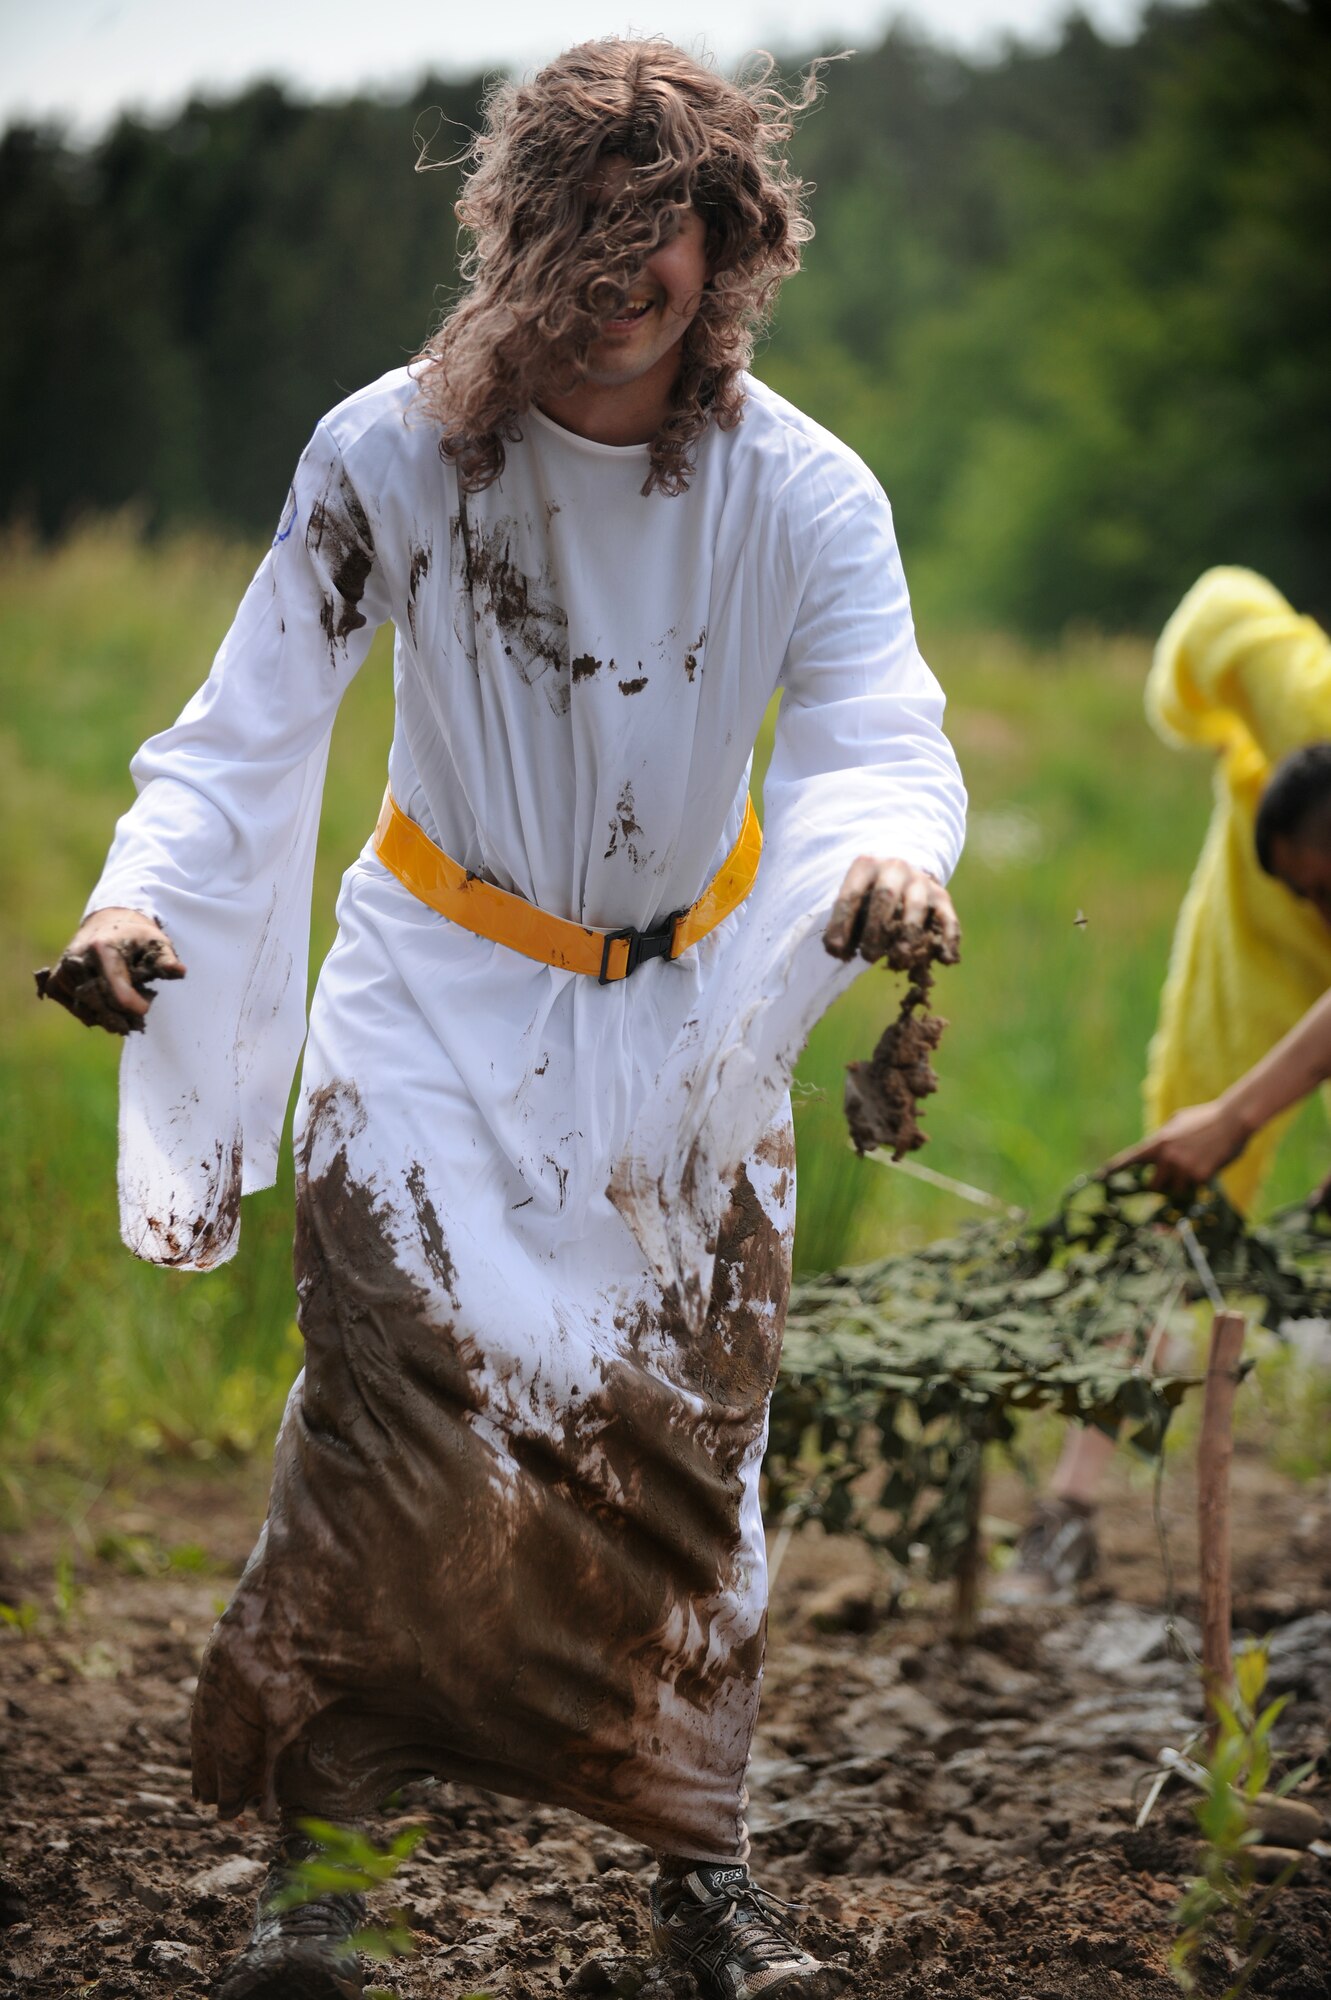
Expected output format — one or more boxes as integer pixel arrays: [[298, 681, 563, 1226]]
[[4, 0, 1329, 632], [4, 0, 1331, 1480]]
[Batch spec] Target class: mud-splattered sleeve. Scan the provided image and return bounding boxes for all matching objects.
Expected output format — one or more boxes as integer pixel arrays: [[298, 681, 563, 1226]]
[[89, 422, 388, 916], [611, 487, 965, 1322], [85, 422, 392, 1271], [768, 488, 966, 887]]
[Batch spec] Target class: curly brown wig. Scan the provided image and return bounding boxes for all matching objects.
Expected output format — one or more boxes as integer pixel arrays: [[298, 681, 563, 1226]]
[[413, 38, 821, 497]]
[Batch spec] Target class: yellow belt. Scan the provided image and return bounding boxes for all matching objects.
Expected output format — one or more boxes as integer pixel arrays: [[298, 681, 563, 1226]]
[[372, 789, 762, 983]]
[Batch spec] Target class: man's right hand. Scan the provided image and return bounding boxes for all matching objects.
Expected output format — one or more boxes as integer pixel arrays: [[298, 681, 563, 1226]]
[[35, 908, 186, 1036]]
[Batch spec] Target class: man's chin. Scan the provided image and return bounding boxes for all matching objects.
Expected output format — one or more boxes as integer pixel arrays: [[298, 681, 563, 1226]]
[[580, 352, 653, 388]]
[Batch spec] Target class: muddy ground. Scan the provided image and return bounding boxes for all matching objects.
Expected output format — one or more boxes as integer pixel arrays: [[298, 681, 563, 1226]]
[[3, 1442, 1330, 2000]]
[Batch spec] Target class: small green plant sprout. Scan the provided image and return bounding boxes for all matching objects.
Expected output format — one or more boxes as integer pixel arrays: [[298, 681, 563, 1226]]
[[0, 1598, 40, 1635], [270, 1819, 426, 1967], [1171, 1641, 1315, 1997], [94, 1529, 216, 1577], [53, 1548, 83, 1628]]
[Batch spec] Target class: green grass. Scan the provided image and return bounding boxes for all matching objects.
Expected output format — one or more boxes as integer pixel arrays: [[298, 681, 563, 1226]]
[[2, 522, 1325, 1484], [794, 626, 1327, 1268]]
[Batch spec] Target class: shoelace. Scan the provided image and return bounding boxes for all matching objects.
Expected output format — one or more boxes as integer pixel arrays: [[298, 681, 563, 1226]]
[[256, 1888, 366, 1944], [670, 1882, 805, 1973]]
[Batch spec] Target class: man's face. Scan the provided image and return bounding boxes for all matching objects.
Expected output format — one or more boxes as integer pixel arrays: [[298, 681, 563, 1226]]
[[579, 156, 710, 391], [1270, 829, 1331, 927]]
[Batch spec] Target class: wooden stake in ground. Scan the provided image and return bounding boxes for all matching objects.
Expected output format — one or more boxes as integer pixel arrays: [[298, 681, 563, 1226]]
[[1197, 1309, 1247, 1744], [951, 1445, 985, 1644]]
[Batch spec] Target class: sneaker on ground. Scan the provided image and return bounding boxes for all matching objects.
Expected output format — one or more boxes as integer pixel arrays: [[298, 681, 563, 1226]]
[[214, 1836, 366, 2000], [995, 1495, 1100, 1603], [650, 1861, 834, 1999]]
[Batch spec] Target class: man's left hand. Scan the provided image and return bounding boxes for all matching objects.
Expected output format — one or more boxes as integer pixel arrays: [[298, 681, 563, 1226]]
[[823, 855, 961, 965]]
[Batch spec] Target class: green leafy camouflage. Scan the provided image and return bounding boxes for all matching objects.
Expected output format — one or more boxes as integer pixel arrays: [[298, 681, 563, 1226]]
[[765, 1170, 1331, 1577]]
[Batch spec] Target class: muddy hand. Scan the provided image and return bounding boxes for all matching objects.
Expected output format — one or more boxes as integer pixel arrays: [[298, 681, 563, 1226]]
[[35, 908, 186, 1036], [823, 855, 961, 969]]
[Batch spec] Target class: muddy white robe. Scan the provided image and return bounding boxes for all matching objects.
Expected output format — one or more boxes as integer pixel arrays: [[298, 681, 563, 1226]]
[[89, 369, 966, 1859]]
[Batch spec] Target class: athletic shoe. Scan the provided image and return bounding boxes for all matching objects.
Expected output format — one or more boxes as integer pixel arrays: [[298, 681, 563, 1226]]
[[650, 1861, 831, 1998], [213, 1835, 366, 2000], [996, 1495, 1100, 1602]]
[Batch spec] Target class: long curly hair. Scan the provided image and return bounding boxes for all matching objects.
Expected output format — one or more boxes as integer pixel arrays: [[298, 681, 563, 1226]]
[[413, 38, 820, 497]]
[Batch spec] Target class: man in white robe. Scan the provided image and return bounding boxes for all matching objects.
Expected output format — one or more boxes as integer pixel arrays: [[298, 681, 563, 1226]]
[[47, 38, 965, 2000]]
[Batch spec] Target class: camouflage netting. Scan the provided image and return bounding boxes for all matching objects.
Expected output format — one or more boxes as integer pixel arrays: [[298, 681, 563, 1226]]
[[765, 1168, 1331, 1576]]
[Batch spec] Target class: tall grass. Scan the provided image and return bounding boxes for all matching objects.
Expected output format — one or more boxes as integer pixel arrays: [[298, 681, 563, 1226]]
[[2, 524, 1324, 1481]]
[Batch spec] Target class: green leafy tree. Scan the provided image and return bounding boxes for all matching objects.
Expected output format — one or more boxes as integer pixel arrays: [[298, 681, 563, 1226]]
[[2, 3, 1328, 633]]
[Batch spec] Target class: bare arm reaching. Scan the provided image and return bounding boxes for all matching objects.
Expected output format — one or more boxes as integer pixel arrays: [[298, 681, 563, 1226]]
[[1107, 984, 1331, 1195]]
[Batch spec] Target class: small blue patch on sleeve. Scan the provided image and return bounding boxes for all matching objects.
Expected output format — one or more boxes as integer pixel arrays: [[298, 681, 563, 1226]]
[[273, 488, 297, 545]]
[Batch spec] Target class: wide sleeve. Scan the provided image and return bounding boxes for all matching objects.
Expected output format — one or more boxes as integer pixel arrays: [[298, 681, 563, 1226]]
[[764, 492, 966, 883], [610, 488, 966, 1322], [86, 420, 390, 1269]]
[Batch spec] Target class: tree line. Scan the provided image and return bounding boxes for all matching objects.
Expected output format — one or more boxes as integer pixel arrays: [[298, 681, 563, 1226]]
[[2, 0, 1327, 635]]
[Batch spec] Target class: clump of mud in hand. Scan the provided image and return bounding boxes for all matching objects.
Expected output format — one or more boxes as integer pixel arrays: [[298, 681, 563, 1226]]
[[843, 913, 956, 1158], [34, 934, 183, 1035]]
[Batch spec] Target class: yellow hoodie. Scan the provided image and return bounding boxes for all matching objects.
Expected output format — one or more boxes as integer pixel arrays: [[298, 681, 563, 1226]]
[[1144, 568, 1331, 1211]]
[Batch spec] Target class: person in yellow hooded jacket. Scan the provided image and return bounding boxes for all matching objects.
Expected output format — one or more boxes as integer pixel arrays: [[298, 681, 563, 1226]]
[[1005, 568, 1331, 1600], [1114, 740, 1331, 1199], [1128, 567, 1331, 1208]]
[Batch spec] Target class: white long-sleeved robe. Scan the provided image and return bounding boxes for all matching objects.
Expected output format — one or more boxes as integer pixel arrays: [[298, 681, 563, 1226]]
[[89, 368, 966, 1859]]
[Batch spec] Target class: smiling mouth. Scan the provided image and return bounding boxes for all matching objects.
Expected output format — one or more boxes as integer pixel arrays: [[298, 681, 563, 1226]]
[[601, 295, 656, 331]]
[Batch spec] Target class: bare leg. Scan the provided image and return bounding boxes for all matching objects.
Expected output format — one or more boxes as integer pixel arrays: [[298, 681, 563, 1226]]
[[1049, 1424, 1117, 1508], [994, 1427, 1112, 1603]]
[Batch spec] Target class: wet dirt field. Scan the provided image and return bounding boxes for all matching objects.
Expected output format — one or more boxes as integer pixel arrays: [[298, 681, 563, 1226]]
[[3, 1442, 1330, 2000]]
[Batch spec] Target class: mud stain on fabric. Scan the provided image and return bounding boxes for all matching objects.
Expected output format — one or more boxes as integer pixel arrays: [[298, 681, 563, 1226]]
[[572, 654, 603, 684], [701, 1135, 793, 1414], [683, 628, 706, 683], [138, 1133, 243, 1269], [307, 469, 376, 660], [450, 501, 570, 716], [604, 782, 647, 870], [619, 670, 649, 697], [637, 1123, 793, 1424], [405, 1159, 458, 1305], [190, 1078, 775, 1857], [406, 541, 432, 646]]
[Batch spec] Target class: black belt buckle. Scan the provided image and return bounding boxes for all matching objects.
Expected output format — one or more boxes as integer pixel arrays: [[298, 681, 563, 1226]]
[[598, 910, 684, 984]]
